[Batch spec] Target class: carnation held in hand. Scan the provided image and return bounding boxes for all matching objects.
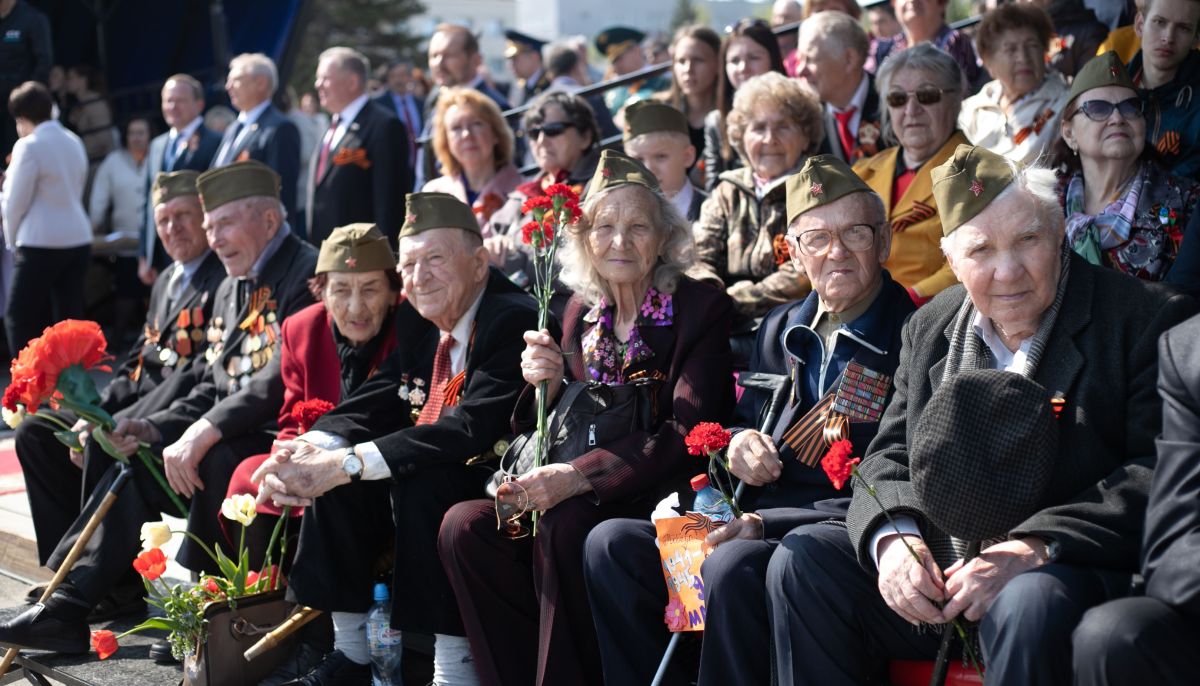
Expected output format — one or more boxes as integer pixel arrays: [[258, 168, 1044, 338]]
[[685, 422, 732, 456], [140, 521, 172, 550], [221, 493, 257, 527]]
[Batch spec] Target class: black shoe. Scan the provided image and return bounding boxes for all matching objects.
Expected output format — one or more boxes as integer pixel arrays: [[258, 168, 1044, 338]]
[[0, 600, 88, 654], [23, 584, 45, 604], [150, 638, 178, 664], [86, 585, 146, 623], [281, 650, 371, 686]]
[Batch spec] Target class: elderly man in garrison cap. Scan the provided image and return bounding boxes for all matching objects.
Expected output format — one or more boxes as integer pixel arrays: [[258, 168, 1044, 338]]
[[763, 146, 1197, 686], [0, 162, 318, 657], [584, 155, 915, 685], [596, 25, 669, 116], [251, 192, 542, 684]]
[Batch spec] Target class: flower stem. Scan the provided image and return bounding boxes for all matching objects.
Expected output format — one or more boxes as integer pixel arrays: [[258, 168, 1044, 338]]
[[32, 412, 76, 433], [261, 505, 290, 591], [135, 446, 188, 517]]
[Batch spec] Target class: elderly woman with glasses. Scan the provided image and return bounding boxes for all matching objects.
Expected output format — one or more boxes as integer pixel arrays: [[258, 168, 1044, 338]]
[[853, 44, 969, 304], [1053, 53, 1200, 293], [438, 151, 735, 686]]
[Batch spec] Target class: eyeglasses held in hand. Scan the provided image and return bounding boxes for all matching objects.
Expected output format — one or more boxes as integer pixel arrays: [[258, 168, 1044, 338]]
[[885, 86, 956, 108], [1071, 97, 1144, 122], [527, 121, 578, 139], [495, 476, 530, 540], [788, 224, 877, 257]]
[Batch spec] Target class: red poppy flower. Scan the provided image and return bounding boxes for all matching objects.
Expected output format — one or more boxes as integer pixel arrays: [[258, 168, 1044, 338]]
[[685, 422, 731, 456], [820, 439, 860, 491], [133, 547, 168, 581], [291, 398, 335, 434], [521, 196, 554, 215], [91, 629, 119, 660]]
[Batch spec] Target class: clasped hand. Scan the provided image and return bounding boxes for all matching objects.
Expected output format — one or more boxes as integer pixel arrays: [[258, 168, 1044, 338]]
[[252, 439, 349, 508]]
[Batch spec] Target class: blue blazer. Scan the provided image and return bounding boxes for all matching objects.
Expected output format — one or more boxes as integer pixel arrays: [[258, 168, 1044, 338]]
[[212, 104, 301, 220]]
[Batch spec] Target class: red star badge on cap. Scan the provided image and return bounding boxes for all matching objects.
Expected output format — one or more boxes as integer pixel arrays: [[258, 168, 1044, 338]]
[[601, 167, 612, 177], [969, 179, 983, 197], [406, 213, 418, 223], [1109, 65, 1120, 77], [345, 257, 358, 268], [810, 182, 824, 196]]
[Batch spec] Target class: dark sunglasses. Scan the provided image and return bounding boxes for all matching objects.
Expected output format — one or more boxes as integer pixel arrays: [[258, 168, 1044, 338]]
[[1072, 97, 1143, 122], [527, 121, 578, 139], [885, 86, 956, 108]]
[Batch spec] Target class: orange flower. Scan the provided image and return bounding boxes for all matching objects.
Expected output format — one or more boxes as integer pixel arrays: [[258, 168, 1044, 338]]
[[91, 629, 118, 659], [5, 320, 111, 412], [133, 548, 168, 581]]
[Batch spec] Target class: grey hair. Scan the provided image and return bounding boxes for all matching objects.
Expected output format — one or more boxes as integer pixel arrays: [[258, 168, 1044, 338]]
[[319, 47, 371, 88], [243, 195, 288, 223], [230, 53, 279, 95], [939, 163, 1064, 257], [726, 72, 824, 162], [876, 43, 964, 148], [559, 184, 695, 307], [799, 11, 870, 65]]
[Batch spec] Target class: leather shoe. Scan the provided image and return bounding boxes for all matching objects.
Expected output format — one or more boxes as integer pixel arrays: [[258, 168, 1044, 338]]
[[150, 638, 178, 664], [0, 601, 88, 653], [281, 650, 371, 685]]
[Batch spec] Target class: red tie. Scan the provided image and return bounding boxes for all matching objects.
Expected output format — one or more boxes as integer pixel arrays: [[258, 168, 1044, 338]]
[[417, 333, 455, 425], [315, 114, 339, 180], [834, 107, 857, 160]]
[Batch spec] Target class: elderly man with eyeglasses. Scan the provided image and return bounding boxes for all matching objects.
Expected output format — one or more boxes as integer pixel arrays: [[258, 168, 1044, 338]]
[[583, 155, 914, 686]]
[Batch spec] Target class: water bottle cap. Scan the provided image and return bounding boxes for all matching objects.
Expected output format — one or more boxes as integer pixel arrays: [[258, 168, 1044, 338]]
[[373, 582, 390, 602], [690, 474, 710, 491]]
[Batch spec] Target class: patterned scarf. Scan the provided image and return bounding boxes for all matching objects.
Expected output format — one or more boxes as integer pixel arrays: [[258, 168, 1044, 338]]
[[582, 288, 673, 384], [1063, 166, 1144, 267]]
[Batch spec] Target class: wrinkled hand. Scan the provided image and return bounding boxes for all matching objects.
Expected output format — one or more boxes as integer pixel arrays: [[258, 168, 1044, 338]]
[[252, 440, 349, 508], [137, 257, 157, 286], [942, 537, 1046, 623], [705, 513, 764, 547], [483, 234, 511, 267], [508, 463, 591, 512], [108, 417, 162, 457], [521, 329, 564, 401], [727, 430, 782, 486], [877, 534, 947, 625], [67, 418, 93, 468], [162, 419, 222, 498]]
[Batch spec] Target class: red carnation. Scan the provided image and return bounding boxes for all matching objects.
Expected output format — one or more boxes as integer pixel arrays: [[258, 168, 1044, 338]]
[[563, 198, 582, 223], [521, 221, 555, 249], [821, 439, 860, 491], [91, 629, 119, 660], [685, 422, 731, 456], [544, 183, 580, 203], [291, 398, 335, 433], [5, 320, 111, 412], [132, 547, 168, 581], [521, 196, 554, 215]]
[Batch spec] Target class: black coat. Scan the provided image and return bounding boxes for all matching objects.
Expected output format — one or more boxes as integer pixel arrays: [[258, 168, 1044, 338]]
[[848, 254, 1197, 570], [145, 230, 317, 442], [140, 125, 222, 267], [306, 100, 409, 247], [212, 105, 301, 220]]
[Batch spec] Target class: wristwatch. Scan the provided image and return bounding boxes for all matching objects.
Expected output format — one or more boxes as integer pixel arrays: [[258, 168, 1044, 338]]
[[341, 447, 363, 482]]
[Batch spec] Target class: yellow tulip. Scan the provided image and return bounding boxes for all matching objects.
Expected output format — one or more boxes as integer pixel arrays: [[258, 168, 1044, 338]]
[[220, 493, 257, 527]]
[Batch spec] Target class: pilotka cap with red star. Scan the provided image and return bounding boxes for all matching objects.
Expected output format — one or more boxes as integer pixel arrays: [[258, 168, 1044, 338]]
[[399, 192, 481, 238], [784, 154, 875, 225], [316, 223, 396, 275], [930, 144, 1016, 236]]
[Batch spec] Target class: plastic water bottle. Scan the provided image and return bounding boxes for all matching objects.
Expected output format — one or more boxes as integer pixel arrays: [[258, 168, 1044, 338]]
[[366, 583, 403, 686], [690, 474, 735, 523]]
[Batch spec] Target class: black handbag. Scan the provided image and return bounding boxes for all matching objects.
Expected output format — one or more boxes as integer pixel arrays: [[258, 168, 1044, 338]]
[[487, 375, 663, 496]]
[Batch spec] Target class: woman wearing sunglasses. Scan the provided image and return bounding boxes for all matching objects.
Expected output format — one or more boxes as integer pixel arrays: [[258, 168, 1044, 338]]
[[959, 3, 1071, 167], [853, 44, 969, 304], [1053, 53, 1200, 292]]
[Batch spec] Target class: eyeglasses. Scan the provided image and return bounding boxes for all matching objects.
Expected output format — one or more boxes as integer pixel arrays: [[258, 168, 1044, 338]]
[[1072, 97, 1143, 122], [885, 86, 956, 108], [527, 121, 578, 139], [495, 476, 530, 540], [788, 224, 877, 257]]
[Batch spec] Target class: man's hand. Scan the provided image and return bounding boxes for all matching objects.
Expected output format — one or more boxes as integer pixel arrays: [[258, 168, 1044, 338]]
[[942, 537, 1047, 622], [108, 417, 162, 457], [509, 463, 591, 512], [162, 419, 222, 498], [705, 513, 764, 547], [252, 440, 349, 508], [137, 257, 157, 286], [877, 534, 947, 625], [521, 329, 564, 401], [67, 418, 93, 469], [726, 430, 782, 486]]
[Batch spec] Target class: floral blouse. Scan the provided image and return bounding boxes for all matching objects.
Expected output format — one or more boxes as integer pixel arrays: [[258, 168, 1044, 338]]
[[581, 287, 673, 384]]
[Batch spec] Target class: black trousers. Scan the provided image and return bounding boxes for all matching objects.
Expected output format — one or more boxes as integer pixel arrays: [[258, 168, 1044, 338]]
[[49, 432, 272, 604], [5, 244, 91, 354], [287, 463, 486, 636], [1073, 596, 1200, 685]]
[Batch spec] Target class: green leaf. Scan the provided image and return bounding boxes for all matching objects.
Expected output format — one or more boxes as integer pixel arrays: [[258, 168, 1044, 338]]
[[89, 427, 130, 465], [53, 430, 83, 451], [57, 365, 103, 407]]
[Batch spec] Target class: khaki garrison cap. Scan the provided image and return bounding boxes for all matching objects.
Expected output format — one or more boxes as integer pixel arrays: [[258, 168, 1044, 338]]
[[316, 223, 397, 274], [399, 193, 481, 238], [623, 100, 688, 141], [1068, 51, 1136, 103], [196, 160, 281, 213], [784, 154, 874, 225], [585, 148, 661, 198], [930, 145, 1016, 236], [151, 170, 200, 207]]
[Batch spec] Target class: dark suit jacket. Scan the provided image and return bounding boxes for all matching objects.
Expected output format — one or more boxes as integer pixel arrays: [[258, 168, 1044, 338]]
[[145, 230, 318, 442], [307, 101, 409, 246], [1144, 312, 1200, 616], [314, 269, 541, 477], [816, 73, 883, 164], [141, 125, 222, 266], [213, 105, 301, 220], [372, 91, 423, 136], [847, 254, 1198, 571]]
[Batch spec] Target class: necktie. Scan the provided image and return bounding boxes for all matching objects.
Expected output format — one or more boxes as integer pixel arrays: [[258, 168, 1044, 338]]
[[236, 278, 252, 315], [166, 265, 186, 308], [218, 120, 245, 166], [833, 107, 857, 160], [163, 132, 179, 171], [417, 333, 455, 425], [315, 114, 340, 181], [395, 94, 417, 165]]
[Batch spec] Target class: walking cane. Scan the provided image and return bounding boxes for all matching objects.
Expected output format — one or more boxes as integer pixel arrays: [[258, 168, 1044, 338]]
[[0, 464, 134, 677], [650, 373, 792, 686], [243, 606, 322, 662]]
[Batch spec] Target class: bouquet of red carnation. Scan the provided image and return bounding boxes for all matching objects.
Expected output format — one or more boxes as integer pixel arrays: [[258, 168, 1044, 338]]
[[291, 398, 335, 434], [520, 183, 581, 534], [685, 422, 741, 518], [2, 320, 185, 516]]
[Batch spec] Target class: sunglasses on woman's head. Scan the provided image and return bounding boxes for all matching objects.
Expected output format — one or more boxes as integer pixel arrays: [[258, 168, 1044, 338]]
[[885, 86, 955, 108], [527, 121, 578, 139], [1072, 97, 1144, 122]]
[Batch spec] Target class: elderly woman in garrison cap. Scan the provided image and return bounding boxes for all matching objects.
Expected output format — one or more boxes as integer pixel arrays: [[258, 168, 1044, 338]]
[[760, 145, 1196, 686], [224, 223, 401, 561], [438, 150, 735, 686], [583, 155, 916, 686]]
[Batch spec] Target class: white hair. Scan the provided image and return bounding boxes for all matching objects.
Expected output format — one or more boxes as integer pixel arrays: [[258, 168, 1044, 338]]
[[230, 53, 278, 95], [939, 164, 1063, 258], [799, 10, 869, 64]]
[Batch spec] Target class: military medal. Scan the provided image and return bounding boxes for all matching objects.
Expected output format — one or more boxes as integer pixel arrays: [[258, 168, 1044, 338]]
[[830, 361, 891, 423], [175, 329, 192, 358]]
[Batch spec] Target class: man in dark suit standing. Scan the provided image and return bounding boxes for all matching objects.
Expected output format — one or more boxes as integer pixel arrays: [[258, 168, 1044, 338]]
[[504, 30, 551, 108], [797, 11, 883, 164], [212, 53, 301, 225], [372, 59, 422, 188], [139, 74, 222, 284], [253, 193, 538, 685], [308, 47, 408, 247]]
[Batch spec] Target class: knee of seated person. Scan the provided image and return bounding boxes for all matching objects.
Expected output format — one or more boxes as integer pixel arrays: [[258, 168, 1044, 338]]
[[766, 525, 846, 594], [1072, 598, 1148, 657], [584, 519, 637, 573], [702, 538, 765, 588]]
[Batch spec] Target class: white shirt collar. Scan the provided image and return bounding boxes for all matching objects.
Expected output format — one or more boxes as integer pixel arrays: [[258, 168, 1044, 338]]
[[971, 311, 1033, 374], [827, 72, 870, 115], [335, 93, 370, 127], [669, 183, 694, 218], [171, 116, 203, 140], [446, 287, 486, 375], [237, 99, 272, 125]]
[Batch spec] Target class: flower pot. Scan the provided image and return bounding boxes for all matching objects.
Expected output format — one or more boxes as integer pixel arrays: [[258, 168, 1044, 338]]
[[182, 589, 299, 686]]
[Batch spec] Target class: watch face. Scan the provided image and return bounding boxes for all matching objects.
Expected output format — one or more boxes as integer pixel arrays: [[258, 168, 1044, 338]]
[[343, 452, 362, 475]]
